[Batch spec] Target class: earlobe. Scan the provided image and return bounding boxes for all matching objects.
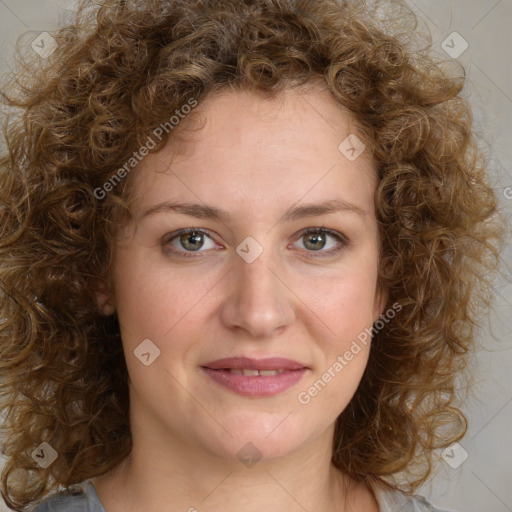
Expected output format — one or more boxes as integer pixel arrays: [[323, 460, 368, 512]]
[[93, 281, 116, 316], [373, 259, 391, 322], [373, 286, 389, 324]]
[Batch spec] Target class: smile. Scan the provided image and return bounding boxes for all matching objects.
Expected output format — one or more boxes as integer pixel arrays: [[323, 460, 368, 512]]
[[223, 369, 286, 376], [201, 356, 309, 397]]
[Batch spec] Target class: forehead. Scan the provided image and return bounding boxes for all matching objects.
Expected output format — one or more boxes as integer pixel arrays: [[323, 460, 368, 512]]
[[128, 84, 377, 221], [164, 84, 370, 164]]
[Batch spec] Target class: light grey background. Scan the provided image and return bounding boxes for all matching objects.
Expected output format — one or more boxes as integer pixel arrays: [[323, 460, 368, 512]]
[[0, 1, 511, 511]]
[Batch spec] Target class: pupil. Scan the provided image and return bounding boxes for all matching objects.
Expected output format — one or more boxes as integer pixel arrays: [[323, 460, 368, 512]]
[[182, 232, 203, 251], [305, 233, 325, 250]]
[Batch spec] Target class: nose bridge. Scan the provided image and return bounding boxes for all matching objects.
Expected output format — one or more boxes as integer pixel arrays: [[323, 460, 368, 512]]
[[220, 240, 295, 338]]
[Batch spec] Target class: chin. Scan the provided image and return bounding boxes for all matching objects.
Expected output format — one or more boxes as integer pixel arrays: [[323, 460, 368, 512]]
[[196, 411, 314, 465]]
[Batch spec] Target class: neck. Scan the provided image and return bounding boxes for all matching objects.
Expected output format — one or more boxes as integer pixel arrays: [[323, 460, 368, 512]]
[[91, 395, 379, 512], [92, 432, 372, 512]]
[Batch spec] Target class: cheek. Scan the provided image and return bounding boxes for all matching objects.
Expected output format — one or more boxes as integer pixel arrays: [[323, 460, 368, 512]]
[[112, 256, 217, 352], [112, 269, 202, 399], [295, 271, 376, 414], [299, 264, 379, 344]]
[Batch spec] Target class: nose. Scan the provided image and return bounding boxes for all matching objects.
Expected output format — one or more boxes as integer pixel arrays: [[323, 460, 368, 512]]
[[219, 245, 296, 339]]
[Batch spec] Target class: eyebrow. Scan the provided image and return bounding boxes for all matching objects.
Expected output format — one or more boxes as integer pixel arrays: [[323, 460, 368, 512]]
[[140, 198, 367, 223]]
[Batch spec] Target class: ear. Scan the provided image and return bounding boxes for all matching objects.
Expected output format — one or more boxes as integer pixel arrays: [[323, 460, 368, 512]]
[[373, 256, 392, 323], [93, 279, 116, 316], [373, 285, 388, 324]]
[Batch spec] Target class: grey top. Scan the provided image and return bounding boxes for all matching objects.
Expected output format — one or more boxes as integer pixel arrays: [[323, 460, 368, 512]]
[[32, 481, 452, 512]]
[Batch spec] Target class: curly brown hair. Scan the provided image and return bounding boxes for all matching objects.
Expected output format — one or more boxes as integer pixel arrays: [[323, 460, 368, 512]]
[[0, 0, 504, 509]]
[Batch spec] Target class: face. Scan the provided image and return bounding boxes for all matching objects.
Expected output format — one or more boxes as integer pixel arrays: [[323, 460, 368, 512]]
[[102, 84, 386, 464]]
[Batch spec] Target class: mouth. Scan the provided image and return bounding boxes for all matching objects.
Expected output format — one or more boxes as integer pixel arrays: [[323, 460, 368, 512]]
[[210, 368, 287, 376], [201, 357, 308, 397], [202, 356, 308, 372]]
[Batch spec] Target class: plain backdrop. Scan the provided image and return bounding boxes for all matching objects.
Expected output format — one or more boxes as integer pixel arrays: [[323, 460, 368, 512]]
[[0, 1, 511, 511]]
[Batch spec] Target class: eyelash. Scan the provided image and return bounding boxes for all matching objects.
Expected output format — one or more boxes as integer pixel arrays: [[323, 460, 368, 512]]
[[162, 227, 349, 259]]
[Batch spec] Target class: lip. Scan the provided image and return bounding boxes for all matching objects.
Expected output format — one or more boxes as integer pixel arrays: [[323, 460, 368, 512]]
[[202, 357, 307, 371], [201, 357, 308, 397]]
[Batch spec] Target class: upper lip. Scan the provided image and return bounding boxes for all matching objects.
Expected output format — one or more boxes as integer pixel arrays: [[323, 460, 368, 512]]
[[202, 357, 307, 371]]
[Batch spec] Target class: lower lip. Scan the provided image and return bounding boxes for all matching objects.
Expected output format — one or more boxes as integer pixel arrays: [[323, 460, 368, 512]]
[[201, 368, 307, 397]]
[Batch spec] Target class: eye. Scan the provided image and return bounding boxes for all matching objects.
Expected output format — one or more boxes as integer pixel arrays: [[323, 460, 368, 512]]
[[162, 227, 349, 259], [162, 228, 217, 257], [293, 227, 348, 257]]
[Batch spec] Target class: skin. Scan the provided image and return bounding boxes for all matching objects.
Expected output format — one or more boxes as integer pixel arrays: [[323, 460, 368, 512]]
[[93, 83, 386, 512]]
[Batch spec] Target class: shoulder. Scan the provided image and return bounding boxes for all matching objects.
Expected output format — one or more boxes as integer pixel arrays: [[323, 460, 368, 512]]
[[402, 494, 453, 512], [32, 493, 88, 512], [371, 482, 454, 512], [31, 483, 104, 512]]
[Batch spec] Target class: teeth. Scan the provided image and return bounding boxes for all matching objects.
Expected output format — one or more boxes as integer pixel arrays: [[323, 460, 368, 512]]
[[228, 369, 286, 376], [242, 369, 260, 377]]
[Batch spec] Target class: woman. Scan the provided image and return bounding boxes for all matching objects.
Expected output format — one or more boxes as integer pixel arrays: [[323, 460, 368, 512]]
[[0, 0, 504, 511]]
